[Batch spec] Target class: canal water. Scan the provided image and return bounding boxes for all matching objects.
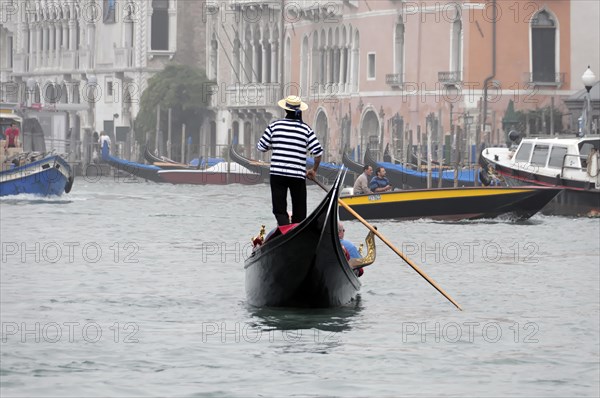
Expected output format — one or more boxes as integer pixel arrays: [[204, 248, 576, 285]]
[[1, 178, 598, 397]]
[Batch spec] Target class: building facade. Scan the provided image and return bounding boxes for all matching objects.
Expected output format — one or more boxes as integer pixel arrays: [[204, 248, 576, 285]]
[[0, 0, 206, 163], [207, 0, 599, 165]]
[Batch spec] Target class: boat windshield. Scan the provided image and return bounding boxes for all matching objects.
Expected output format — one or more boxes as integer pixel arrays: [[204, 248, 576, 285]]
[[548, 146, 568, 168], [579, 140, 600, 157], [515, 143, 533, 162], [531, 145, 550, 166]]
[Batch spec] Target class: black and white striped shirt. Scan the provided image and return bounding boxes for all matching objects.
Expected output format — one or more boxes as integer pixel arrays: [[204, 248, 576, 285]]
[[257, 119, 324, 179]]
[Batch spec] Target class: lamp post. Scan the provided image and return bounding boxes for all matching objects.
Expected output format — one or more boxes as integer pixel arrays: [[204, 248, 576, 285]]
[[582, 66, 597, 136]]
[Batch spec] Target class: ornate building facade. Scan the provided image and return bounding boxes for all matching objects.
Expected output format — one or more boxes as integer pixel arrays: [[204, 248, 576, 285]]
[[0, 0, 205, 162], [208, 0, 598, 164]]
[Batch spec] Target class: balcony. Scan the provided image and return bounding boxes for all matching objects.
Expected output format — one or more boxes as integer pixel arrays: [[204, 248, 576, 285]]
[[115, 47, 134, 69], [224, 83, 280, 109], [438, 71, 462, 84], [386, 73, 404, 88], [524, 72, 565, 87]]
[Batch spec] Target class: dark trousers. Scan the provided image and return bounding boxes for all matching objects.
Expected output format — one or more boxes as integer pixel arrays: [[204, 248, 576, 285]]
[[270, 174, 307, 226]]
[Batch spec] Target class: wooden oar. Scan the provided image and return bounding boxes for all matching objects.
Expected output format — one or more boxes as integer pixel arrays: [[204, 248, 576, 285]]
[[312, 177, 463, 311]]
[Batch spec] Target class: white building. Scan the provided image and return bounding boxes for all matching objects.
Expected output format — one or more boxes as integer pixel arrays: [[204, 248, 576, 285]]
[[0, 0, 197, 163]]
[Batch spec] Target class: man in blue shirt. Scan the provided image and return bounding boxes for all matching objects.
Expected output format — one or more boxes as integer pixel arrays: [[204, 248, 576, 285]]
[[338, 222, 364, 277], [369, 167, 392, 193], [338, 222, 360, 259]]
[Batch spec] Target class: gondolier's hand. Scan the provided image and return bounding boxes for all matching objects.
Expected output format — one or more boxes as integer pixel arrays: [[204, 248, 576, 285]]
[[307, 168, 317, 180]]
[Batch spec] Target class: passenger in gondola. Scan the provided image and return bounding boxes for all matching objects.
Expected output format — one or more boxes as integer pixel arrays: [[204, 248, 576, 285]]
[[369, 167, 392, 193], [338, 222, 364, 277], [257, 95, 323, 226], [353, 165, 373, 195]]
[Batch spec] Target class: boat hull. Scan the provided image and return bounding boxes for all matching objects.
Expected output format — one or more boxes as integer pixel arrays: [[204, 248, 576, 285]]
[[495, 173, 599, 216], [481, 148, 600, 217], [0, 155, 73, 197], [158, 169, 262, 185], [245, 170, 360, 308], [229, 146, 270, 183], [102, 143, 164, 182], [339, 187, 562, 221]]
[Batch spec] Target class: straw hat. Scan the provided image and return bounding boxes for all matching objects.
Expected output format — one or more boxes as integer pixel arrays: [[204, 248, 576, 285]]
[[277, 95, 308, 112]]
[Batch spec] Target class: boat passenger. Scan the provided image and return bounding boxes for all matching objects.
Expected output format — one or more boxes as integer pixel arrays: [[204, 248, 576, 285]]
[[257, 95, 323, 226], [4, 123, 20, 149], [353, 165, 373, 195], [338, 222, 364, 277], [99, 131, 112, 151], [369, 167, 392, 193]]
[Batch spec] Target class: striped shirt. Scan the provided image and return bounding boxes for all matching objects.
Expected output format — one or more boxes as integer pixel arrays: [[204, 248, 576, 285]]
[[257, 119, 324, 179]]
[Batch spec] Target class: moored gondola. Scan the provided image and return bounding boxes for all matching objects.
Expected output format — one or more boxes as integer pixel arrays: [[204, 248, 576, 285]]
[[102, 142, 164, 182], [364, 146, 477, 189], [229, 145, 271, 182], [245, 169, 364, 308], [144, 145, 179, 165]]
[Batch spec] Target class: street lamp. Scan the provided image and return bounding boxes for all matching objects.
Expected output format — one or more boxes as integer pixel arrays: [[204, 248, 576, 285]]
[[581, 66, 597, 136]]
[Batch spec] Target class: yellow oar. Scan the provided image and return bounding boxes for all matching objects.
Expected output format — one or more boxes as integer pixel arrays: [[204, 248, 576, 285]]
[[313, 178, 463, 311]]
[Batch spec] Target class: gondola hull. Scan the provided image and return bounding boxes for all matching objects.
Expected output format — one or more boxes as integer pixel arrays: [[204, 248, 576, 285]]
[[158, 167, 262, 185], [339, 186, 562, 221], [245, 170, 360, 308], [102, 143, 163, 182], [229, 145, 270, 183]]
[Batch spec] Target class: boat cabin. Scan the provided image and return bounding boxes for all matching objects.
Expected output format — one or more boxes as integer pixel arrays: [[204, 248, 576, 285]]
[[511, 137, 600, 180]]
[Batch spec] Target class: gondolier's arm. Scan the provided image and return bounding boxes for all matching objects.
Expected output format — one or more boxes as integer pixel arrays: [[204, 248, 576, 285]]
[[307, 155, 321, 180]]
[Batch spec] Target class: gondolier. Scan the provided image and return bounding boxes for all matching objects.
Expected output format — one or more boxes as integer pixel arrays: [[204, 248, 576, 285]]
[[257, 95, 323, 226]]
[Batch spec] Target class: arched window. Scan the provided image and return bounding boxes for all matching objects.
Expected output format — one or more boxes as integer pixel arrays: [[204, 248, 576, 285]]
[[233, 33, 241, 82], [45, 83, 59, 104], [531, 10, 556, 83], [311, 33, 318, 88], [284, 36, 291, 84], [315, 111, 328, 161], [209, 33, 218, 80], [301, 36, 309, 97], [151, 0, 169, 50], [394, 22, 405, 83], [352, 31, 359, 91], [451, 18, 462, 79]]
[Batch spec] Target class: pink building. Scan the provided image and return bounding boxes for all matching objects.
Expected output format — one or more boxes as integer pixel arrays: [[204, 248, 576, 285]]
[[279, 0, 597, 163], [206, 1, 598, 163]]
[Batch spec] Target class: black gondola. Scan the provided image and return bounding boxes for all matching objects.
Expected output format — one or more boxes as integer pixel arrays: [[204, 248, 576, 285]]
[[245, 169, 361, 308], [143, 146, 193, 170], [342, 150, 366, 175], [229, 145, 271, 183], [143, 146, 178, 165]]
